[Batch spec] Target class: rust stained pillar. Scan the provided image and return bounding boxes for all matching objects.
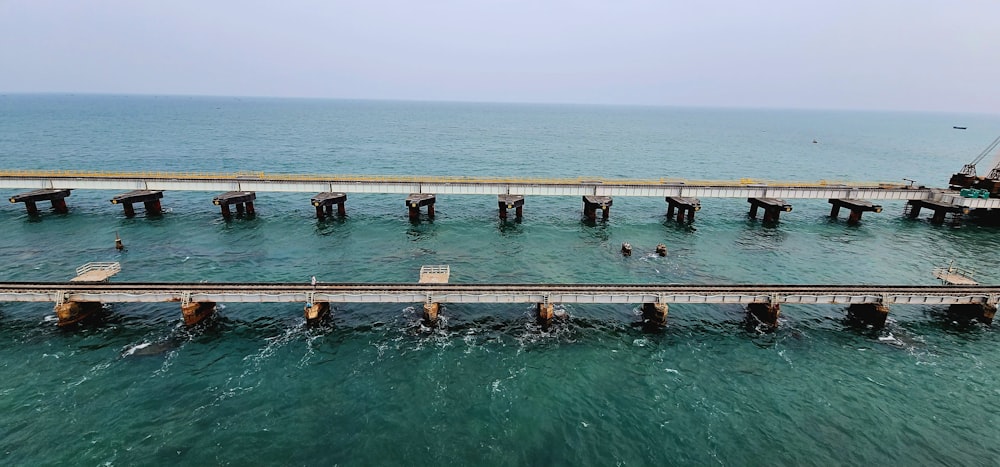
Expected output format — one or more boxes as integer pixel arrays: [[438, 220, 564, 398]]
[[848, 303, 890, 327], [54, 301, 102, 327], [304, 302, 331, 323], [182, 301, 216, 326], [51, 198, 69, 214], [642, 302, 668, 327], [122, 203, 136, 217], [24, 201, 39, 215], [144, 200, 163, 215], [537, 303, 554, 322], [848, 210, 863, 224], [748, 302, 780, 327], [423, 302, 440, 324]]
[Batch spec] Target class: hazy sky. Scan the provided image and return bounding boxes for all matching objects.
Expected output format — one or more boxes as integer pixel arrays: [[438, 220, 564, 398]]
[[1, 0, 998, 112]]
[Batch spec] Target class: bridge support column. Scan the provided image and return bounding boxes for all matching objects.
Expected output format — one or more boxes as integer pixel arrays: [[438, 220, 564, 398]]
[[311, 192, 347, 220], [829, 199, 881, 225], [665, 197, 701, 223], [9, 189, 72, 216], [54, 301, 102, 327], [537, 302, 554, 322], [304, 301, 331, 323], [406, 194, 436, 221], [423, 302, 440, 324], [747, 302, 780, 327], [748, 198, 792, 223], [583, 195, 612, 220], [948, 303, 997, 324], [906, 200, 968, 226], [213, 192, 256, 219], [111, 190, 164, 217], [498, 195, 524, 220], [642, 302, 668, 327], [848, 303, 889, 327], [181, 301, 216, 326]]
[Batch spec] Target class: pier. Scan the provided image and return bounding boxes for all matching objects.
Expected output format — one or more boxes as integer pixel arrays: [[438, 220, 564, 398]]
[[3, 170, 1000, 225], [1, 282, 996, 327]]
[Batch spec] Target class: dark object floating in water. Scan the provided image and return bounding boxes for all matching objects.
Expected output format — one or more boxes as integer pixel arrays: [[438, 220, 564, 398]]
[[954, 126, 967, 130], [812, 139, 818, 143]]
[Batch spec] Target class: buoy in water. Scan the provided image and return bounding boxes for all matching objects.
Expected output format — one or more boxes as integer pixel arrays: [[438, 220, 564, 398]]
[[115, 231, 124, 251], [655, 243, 668, 256], [621, 242, 632, 256]]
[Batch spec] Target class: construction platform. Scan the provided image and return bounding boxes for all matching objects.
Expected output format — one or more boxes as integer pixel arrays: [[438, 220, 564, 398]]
[[418, 265, 451, 284], [70, 262, 121, 283]]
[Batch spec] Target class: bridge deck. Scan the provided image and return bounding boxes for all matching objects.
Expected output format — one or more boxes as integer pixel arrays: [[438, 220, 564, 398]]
[[1, 282, 996, 306]]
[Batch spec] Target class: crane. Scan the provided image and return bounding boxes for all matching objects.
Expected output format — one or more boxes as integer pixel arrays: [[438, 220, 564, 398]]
[[949, 135, 1000, 191]]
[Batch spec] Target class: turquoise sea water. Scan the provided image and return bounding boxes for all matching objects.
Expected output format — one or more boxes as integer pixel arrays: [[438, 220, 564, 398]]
[[2, 95, 1000, 465]]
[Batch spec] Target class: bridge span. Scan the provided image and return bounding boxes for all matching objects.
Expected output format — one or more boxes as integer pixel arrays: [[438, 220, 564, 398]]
[[1, 282, 996, 328], [7, 170, 998, 224]]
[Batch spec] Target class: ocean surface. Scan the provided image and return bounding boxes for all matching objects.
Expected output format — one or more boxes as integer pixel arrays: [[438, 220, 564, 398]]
[[2, 94, 1000, 465]]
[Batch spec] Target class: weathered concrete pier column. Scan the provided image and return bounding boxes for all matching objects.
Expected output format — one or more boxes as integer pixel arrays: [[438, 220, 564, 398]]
[[304, 301, 331, 322], [582, 195, 612, 220], [948, 303, 997, 324], [181, 301, 216, 326], [9, 189, 71, 215], [642, 302, 669, 327], [311, 192, 347, 219], [748, 301, 781, 327], [665, 197, 701, 223], [847, 303, 890, 327], [213, 192, 256, 219], [498, 194, 524, 220], [54, 301, 102, 326], [905, 200, 968, 225], [748, 198, 792, 223], [537, 302, 555, 322], [423, 302, 440, 324], [406, 194, 436, 220], [111, 190, 164, 217], [829, 199, 881, 224]]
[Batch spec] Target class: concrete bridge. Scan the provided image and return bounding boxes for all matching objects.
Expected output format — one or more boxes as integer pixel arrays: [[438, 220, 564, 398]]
[[4, 170, 997, 224], [1, 282, 996, 328]]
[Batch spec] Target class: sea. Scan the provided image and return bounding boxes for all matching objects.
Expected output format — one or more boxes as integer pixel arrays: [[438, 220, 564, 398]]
[[2, 94, 1000, 465]]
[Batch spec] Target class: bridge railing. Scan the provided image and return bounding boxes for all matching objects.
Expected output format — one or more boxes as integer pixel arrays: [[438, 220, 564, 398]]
[[0, 169, 904, 189]]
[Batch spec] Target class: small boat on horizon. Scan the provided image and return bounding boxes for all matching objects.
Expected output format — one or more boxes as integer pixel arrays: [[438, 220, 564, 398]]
[[954, 126, 968, 130]]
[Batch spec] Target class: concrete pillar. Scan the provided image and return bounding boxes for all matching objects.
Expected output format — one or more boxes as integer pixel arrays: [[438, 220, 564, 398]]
[[749, 204, 759, 218], [51, 198, 69, 214], [423, 302, 440, 323], [54, 301, 102, 327], [830, 204, 841, 218], [409, 206, 421, 221], [144, 200, 162, 215], [245, 201, 255, 215], [304, 302, 331, 323], [762, 208, 779, 223], [848, 210, 863, 224], [221, 204, 232, 218], [498, 203, 508, 219], [949, 303, 997, 324], [181, 301, 216, 326], [748, 303, 780, 327], [235, 203, 245, 215], [930, 210, 946, 224], [315, 205, 325, 219], [642, 303, 668, 327], [337, 202, 346, 217], [24, 201, 38, 215], [123, 203, 136, 217], [537, 303, 554, 322], [847, 303, 889, 327]]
